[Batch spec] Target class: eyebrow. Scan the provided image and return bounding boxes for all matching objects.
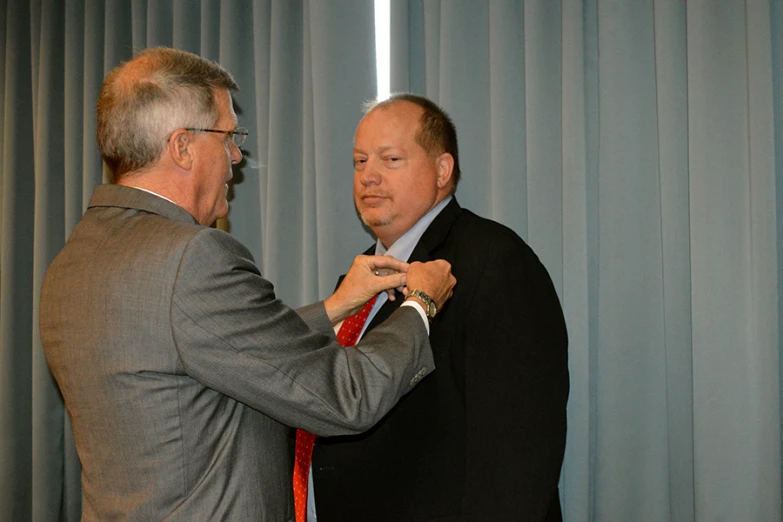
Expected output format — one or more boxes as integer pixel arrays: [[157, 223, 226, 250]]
[[354, 145, 401, 154]]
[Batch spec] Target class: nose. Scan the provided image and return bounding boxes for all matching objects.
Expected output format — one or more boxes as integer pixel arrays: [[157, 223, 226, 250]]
[[358, 158, 381, 186], [230, 140, 243, 164]]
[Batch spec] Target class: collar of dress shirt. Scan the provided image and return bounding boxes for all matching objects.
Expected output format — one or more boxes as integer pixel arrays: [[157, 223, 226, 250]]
[[374, 195, 452, 260], [126, 186, 178, 206]]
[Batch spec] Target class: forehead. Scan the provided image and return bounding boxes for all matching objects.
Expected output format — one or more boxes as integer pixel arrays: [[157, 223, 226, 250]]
[[214, 88, 237, 123], [356, 102, 423, 144]]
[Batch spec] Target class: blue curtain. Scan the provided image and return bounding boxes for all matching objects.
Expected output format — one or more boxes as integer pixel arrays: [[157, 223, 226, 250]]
[[1, 1, 781, 521], [390, 1, 782, 521]]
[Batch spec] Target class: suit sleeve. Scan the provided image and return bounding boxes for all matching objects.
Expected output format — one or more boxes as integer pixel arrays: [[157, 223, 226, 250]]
[[463, 236, 569, 520], [295, 302, 336, 336], [169, 227, 434, 436]]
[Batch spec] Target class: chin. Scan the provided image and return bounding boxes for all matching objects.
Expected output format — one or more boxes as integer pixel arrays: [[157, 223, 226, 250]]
[[214, 202, 229, 220], [359, 210, 393, 228]]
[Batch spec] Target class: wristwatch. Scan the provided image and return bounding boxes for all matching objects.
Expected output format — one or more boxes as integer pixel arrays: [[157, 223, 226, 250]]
[[407, 289, 437, 322]]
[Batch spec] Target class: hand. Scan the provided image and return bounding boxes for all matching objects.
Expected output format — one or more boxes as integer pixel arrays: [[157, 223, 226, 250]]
[[324, 255, 409, 324], [404, 260, 456, 313]]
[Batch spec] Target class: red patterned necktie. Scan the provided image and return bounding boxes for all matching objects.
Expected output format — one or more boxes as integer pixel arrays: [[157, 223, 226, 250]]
[[293, 294, 379, 522]]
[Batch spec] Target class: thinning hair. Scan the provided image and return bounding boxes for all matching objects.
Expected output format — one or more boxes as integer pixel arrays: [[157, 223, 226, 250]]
[[97, 47, 238, 179], [363, 93, 461, 192]]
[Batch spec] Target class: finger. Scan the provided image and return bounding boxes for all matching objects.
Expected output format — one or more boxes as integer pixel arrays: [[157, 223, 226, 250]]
[[386, 288, 396, 301], [372, 256, 410, 273], [373, 273, 406, 292], [373, 267, 397, 277]]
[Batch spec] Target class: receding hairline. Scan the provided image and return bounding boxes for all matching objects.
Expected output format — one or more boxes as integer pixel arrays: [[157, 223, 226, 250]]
[[359, 99, 441, 156], [108, 47, 239, 93], [114, 53, 158, 84], [359, 98, 426, 133], [362, 99, 424, 125]]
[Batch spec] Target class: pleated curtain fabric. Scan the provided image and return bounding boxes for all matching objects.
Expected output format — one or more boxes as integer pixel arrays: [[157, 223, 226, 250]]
[[0, 1, 781, 521], [389, 1, 782, 521]]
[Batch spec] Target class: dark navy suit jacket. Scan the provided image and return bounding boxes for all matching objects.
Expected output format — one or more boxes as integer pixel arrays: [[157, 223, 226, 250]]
[[313, 198, 569, 522]]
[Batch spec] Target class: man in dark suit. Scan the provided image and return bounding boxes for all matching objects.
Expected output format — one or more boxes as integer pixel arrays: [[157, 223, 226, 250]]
[[39, 49, 455, 521], [311, 94, 569, 521]]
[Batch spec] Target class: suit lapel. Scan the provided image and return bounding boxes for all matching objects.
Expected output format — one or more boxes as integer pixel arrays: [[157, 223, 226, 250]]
[[406, 197, 462, 263]]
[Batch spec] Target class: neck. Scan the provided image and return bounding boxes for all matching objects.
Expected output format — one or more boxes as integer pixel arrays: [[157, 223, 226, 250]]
[[117, 169, 195, 218], [373, 192, 452, 249]]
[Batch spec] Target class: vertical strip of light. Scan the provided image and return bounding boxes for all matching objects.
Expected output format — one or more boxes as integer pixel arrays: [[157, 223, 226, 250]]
[[374, 0, 391, 101]]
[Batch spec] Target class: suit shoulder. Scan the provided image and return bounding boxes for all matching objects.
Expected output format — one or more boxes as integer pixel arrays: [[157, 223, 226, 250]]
[[182, 226, 258, 267], [450, 208, 533, 257]]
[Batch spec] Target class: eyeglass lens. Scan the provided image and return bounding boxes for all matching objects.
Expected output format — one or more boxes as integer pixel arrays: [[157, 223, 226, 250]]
[[232, 128, 248, 147]]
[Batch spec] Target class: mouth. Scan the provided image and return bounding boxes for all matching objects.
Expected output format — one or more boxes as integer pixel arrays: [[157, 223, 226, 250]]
[[360, 194, 388, 205]]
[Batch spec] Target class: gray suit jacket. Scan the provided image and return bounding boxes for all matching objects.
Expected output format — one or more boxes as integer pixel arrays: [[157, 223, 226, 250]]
[[39, 185, 434, 521]]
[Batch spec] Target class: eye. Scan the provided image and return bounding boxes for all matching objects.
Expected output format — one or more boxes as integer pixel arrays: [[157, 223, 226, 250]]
[[383, 156, 402, 167], [353, 157, 367, 169]]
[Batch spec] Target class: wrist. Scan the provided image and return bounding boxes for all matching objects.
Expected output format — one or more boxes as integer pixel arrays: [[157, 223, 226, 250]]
[[405, 289, 437, 323], [405, 294, 427, 309], [323, 295, 349, 325]]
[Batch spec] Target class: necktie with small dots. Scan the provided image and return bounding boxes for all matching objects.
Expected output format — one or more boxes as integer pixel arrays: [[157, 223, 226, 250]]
[[292, 295, 379, 522]]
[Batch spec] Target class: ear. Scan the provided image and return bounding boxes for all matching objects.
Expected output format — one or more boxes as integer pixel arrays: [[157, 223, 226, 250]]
[[435, 152, 454, 190], [168, 129, 194, 171]]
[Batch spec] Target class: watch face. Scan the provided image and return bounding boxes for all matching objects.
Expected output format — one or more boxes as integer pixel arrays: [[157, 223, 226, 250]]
[[412, 290, 435, 318]]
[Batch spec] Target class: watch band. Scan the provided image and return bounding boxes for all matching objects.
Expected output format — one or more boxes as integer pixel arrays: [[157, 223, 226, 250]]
[[407, 289, 437, 322]]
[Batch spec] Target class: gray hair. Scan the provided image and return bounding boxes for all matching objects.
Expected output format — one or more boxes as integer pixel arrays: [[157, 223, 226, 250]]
[[97, 47, 238, 179]]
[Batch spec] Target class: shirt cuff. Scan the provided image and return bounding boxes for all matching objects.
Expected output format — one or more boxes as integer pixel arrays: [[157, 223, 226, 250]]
[[400, 300, 430, 335]]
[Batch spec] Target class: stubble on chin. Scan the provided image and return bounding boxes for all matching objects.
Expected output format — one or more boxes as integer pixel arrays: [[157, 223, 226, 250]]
[[359, 208, 393, 228]]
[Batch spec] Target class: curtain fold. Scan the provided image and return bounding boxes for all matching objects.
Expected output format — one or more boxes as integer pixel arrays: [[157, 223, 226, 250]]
[[1, 1, 781, 521], [774, 0, 783, 509], [687, 2, 780, 519], [1, 1, 36, 520], [391, 1, 781, 521], [560, 2, 595, 520], [32, 3, 69, 521], [258, 0, 377, 306]]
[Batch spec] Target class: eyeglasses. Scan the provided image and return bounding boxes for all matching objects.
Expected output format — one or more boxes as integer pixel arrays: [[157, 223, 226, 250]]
[[184, 127, 249, 147]]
